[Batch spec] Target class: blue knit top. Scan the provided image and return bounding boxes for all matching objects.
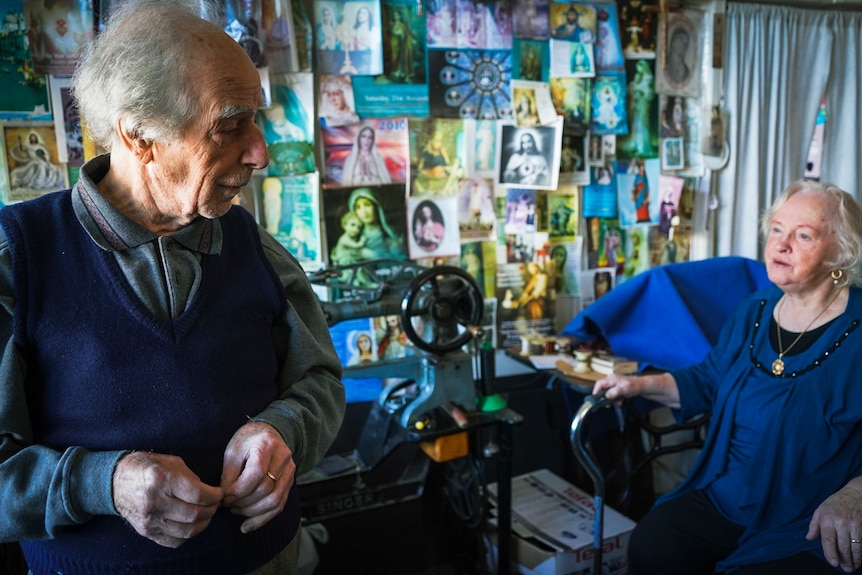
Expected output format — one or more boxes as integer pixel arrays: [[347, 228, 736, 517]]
[[664, 286, 862, 572]]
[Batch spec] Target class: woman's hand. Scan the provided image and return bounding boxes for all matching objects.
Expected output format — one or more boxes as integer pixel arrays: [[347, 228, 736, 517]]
[[592, 373, 641, 402], [807, 477, 862, 573], [592, 371, 681, 409]]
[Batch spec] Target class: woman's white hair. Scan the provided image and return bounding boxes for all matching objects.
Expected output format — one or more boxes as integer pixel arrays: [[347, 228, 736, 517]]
[[760, 179, 862, 288], [72, 0, 224, 151]]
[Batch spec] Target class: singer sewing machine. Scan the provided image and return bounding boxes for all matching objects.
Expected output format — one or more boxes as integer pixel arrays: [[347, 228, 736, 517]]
[[308, 258, 500, 468], [306, 260, 521, 574]]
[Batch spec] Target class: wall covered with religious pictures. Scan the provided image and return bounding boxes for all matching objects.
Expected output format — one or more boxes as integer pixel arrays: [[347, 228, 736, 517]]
[[0, 0, 723, 399]]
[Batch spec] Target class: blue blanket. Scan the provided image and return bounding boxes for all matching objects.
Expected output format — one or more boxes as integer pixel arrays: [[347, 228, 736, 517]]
[[562, 257, 773, 371]]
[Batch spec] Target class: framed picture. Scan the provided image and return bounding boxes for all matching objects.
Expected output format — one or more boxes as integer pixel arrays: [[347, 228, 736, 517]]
[[655, 10, 705, 98], [662, 137, 685, 170]]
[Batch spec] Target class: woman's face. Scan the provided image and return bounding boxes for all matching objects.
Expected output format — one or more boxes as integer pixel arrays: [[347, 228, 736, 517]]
[[359, 128, 374, 150], [357, 8, 369, 23], [327, 89, 345, 109], [764, 189, 837, 294], [357, 334, 371, 351], [354, 196, 378, 225]]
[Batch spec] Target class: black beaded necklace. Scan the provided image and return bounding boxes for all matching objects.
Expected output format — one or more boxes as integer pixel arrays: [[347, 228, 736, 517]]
[[748, 298, 861, 378]]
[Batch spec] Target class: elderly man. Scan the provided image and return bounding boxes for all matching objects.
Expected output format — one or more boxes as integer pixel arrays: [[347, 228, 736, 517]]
[[0, 1, 344, 573]]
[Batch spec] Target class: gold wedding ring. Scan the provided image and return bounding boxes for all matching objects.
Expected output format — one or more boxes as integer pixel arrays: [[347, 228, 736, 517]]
[[267, 471, 279, 482]]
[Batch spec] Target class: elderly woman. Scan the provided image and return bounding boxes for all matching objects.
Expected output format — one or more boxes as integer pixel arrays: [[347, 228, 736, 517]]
[[594, 180, 862, 574]]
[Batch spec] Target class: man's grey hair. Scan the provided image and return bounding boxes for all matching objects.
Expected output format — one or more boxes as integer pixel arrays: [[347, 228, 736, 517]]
[[72, 0, 225, 150]]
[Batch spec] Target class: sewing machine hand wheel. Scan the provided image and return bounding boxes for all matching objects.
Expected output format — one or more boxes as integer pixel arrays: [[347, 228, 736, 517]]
[[400, 266, 484, 354]]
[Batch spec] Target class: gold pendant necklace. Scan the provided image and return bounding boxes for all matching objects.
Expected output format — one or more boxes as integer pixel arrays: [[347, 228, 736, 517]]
[[772, 289, 842, 376]]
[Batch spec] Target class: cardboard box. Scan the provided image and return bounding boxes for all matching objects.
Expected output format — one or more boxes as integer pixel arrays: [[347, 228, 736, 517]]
[[488, 469, 636, 575]]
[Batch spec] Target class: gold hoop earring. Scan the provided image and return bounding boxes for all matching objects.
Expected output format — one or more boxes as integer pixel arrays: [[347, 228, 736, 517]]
[[832, 269, 844, 285]]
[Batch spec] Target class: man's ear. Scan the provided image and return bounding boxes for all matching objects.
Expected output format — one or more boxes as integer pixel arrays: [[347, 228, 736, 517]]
[[116, 118, 154, 163]]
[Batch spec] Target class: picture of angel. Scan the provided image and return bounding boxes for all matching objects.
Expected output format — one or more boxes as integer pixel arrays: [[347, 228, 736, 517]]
[[322, 118, 410, 187], [590, 72, 628, 135], [457, 177, 496, 240], [3, 123, 67, 202], [319, 75, 360, 127], [497, 119, 562, 190], [655, 10, 704, 99]]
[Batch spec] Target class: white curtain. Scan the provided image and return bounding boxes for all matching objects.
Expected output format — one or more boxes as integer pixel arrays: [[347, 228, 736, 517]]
[[715, 3, 862, 260]]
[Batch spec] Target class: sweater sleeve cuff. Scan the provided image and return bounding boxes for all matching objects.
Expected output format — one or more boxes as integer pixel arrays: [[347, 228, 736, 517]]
[[70, 449, 128, 518]]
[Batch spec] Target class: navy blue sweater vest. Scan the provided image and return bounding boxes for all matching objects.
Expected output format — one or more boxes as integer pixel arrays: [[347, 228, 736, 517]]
[[0, 192, 299, 574]]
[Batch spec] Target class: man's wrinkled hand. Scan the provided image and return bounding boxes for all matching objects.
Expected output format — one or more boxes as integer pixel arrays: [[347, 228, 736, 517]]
[[112, 451, 224, 548], [220, 421, 295, 534]]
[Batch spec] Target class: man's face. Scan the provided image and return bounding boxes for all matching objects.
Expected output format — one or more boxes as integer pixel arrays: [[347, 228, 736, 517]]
[[147, 36, 268, 226]]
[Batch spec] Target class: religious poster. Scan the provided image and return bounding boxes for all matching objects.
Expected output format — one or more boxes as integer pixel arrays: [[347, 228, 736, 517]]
[[0, 3, 51, 121], [616, 157, 661, 227], [583, 161, 618, 219], [549, 77, 592, 135], [512, 39, 549, 82], [495, 260, 555, 349], [48, 76, 82, 168], [409, 118, 466, 195], [427, 48, 513, 120], [313, 0, 384, 76], [426, 0, 513, 49], [512, 0, 549, 41], [260, 172, 323, 271], [257, 72, 316, 176], [24, 0, 94, 75], [590, 72, 628, 135], [616, 59, 659, 159], [321, 117, 410, 187], [351, 0, 429, 118], [618, 0, 657, 59], [318, 75, 360, 128], [655, 9, 705, 99], [457, 177, 497, 242], [2, 122, 68, 202], [496, 119, 562, 190], [322, 183, 409, 268], [407, 196, 460, 259]]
